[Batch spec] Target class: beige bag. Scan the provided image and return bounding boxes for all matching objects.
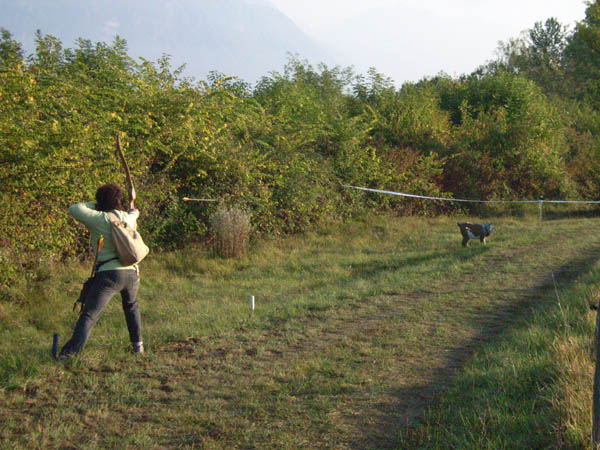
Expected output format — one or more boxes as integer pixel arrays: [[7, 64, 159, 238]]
[[107, 212, 149, 266]]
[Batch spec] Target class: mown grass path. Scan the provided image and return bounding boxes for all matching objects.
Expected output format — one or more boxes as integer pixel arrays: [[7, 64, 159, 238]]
[[2, 216, 600, 448]]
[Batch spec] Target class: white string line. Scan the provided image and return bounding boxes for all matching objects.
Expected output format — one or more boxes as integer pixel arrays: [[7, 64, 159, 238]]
[[342, 185, 600, 204]]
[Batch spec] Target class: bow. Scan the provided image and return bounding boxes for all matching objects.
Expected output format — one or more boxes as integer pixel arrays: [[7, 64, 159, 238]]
[[116, 134, 135, 209]]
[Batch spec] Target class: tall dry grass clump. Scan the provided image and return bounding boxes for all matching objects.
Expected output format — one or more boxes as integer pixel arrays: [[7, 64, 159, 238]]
[[209, 206, 251, 258], [550, 333, 594, 447]]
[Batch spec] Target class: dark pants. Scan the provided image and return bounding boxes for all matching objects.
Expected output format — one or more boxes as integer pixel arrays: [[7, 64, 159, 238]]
[[60, 269, 142, 356]]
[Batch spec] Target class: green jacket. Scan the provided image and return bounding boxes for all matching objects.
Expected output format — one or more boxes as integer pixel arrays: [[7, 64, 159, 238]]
[[69, 202, 140, 272]]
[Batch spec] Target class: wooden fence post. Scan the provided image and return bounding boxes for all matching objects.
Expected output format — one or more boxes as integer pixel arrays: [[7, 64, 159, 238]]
[[593, 306, 600, 447]]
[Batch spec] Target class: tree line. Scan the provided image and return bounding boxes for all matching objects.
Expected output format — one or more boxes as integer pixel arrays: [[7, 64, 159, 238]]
[[1, 2, 600, 291]]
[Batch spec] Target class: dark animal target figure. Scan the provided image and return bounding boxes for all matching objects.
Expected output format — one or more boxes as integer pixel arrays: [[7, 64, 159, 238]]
[[457, 222, 494, 247]]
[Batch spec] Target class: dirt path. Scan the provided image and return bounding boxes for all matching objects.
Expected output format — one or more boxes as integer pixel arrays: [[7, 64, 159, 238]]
[[144, 235, 600, 448]]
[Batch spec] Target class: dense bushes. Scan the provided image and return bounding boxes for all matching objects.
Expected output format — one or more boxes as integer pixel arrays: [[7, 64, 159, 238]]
[[435, 73, 574, 200], [1, 16, 600, 292]]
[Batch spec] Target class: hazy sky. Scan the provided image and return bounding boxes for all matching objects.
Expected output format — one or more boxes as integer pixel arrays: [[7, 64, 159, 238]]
[[270, 0, 588, 83]]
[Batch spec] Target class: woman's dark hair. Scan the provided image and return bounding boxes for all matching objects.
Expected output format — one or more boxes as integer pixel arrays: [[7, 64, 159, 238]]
[[95, 183, 124, 211]]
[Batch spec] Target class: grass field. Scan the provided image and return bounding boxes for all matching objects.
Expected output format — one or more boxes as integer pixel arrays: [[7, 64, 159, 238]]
[[1, 213, 600, 449]]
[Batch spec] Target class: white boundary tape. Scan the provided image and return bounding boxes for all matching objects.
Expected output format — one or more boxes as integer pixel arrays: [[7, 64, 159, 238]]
[[342, 185, 600, 205]]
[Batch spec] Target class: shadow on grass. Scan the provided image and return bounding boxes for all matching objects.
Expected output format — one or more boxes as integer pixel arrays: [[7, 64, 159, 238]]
[[349, 246, 490, 279], [348, 245, 600, 449]]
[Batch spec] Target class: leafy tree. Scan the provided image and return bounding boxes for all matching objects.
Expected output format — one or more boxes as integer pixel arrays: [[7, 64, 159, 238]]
[[530, 18, 568, 67], [565, 0, 600, 105], [0, 27, 23, 70], [31, 30, 65, 72], [484, 18, 571, 96], [351, 67, 395, 107], [528, 18, 570, 93]]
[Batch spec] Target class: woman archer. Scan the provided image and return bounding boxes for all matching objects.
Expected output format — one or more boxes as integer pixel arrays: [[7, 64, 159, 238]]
[[57, 183, 144, 360]]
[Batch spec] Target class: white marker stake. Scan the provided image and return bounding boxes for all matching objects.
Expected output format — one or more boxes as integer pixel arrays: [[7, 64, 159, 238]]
[[250, 296, 255, 311]]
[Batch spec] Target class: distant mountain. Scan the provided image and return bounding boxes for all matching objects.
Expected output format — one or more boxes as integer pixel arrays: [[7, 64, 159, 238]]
[[1, 0, 334, 83]]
